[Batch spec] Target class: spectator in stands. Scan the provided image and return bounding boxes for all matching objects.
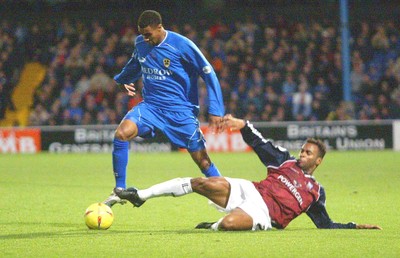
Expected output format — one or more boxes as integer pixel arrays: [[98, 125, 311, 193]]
[[0, 71, 13, 119], [326, 101, 353, 121], [292, 82, 313, 121], [66, 94, 84, 124], [210, 39, 226, 73], [371, 25, 389, 50], [310, 92, 330, 121], [249, 69, 265, 89], [28, 103, 50, 125], [313, 77, 330, 98], [0, 75, 7, 119], [390, 88, 400, 118], [244, 88, 263, 113], [74, 74, 91, 95], [350, 60, 365, 102], [260, 103, 274, 121], [271, 106, 287, 121], [281, 73, 297, 104], [264, 86, 279, 107]]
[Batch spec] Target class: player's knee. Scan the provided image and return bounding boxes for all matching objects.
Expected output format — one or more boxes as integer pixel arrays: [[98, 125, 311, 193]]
[[190, 178, 209, 192], [115, 129, 127, 141], [220, 216, 253, 231], [115, 127, 133, 141], [219, 217, 237, 231], [191, 177, 223, 193]]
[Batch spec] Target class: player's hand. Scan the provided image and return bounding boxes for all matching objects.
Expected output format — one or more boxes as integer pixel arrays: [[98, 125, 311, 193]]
[[208, 115, 224, 134], [124, 83, 136, 96], [222, 114, 246, 131], [356, 224, 382, 230]]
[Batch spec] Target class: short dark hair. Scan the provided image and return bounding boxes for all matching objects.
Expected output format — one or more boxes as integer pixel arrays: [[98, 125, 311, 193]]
[[306, 138, 326, 158], [138, 10, 162, 29]]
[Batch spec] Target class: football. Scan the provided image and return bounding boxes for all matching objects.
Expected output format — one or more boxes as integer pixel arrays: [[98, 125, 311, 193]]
[[84, 203, 114, 230]]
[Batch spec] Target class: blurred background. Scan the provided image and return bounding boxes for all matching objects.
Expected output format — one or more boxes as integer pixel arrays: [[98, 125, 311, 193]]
[[1, 0, 400, 127]]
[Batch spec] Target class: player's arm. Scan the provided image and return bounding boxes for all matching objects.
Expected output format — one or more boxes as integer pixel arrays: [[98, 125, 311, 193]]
[[114, 47, 142, 86], [223, 114, 293, 167], [180, 39, 225, 118], [306, 187, 382, 229]]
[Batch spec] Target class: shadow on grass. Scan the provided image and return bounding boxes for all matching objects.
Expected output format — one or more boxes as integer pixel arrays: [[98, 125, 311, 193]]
[[1, 221, 325, 240], [0, 229, 222, 240], [0, 221, 225, 240]]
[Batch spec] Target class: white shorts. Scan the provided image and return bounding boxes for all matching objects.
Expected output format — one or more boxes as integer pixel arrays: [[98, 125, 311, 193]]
[[210, 177, 272, 231]]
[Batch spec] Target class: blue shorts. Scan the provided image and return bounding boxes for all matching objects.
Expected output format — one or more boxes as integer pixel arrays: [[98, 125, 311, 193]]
[[123, 102, 206, 152]]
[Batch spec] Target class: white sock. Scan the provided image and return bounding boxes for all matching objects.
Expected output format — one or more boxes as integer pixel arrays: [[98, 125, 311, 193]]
[[211, 218, 224, 231], [137, 177, 193, 200]]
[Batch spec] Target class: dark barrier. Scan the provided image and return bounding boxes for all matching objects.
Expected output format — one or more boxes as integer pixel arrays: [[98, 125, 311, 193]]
[[40, 125, 172, 153], [201, 120, 394, 152], [0, 120, 398, 153]]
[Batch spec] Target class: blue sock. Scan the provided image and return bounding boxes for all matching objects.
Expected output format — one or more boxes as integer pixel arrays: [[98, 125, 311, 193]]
[[202, 163, 221, 177], [112, 138, 129, 189]]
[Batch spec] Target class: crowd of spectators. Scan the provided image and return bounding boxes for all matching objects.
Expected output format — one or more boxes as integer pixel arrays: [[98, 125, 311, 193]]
[[0, 20, 23, 119], [1, 9, 400, 126]]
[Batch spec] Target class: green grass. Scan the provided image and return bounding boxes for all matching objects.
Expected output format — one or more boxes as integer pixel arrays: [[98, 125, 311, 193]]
[[1, 151, 399, 257]]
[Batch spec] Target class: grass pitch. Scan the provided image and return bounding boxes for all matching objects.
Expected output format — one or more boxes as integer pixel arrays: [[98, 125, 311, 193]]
[[1, 151, 399, 257]]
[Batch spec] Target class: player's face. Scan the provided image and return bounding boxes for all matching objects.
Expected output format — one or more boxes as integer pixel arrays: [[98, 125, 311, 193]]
[[138, 24, 164, 46], [297, 143, 322, 174]]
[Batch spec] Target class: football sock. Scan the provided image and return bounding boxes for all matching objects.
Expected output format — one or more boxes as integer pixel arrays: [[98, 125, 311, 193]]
[[112, 138, 129, 189], [211, 218, 224, 231], [202, 163, 221, 177], [138, 177, 193, 200]]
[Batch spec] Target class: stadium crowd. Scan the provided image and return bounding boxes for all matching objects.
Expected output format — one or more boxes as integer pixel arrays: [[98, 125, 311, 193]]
[[1, 9, 400, 125], [0, 20, 22, 120]]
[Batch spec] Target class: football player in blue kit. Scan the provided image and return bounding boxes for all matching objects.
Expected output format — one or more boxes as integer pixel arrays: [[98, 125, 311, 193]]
[[114, 114, 382, 231], [103, 10, 225, 207]]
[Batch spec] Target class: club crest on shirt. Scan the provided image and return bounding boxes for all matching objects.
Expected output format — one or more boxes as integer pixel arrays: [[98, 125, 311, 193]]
[[293, 180, 302, 188], [163, 58, 170, 68]]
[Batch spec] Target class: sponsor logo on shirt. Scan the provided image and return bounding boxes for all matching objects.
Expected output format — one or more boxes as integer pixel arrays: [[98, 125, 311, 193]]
[[277, 175, 303, 205], [141, 67, 173, 81], [141, 67, 173, 76], [138, 57, 146, 63]]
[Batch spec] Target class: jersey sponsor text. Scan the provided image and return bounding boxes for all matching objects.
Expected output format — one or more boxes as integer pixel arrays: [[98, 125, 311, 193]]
[[277, 175, 303, 205]]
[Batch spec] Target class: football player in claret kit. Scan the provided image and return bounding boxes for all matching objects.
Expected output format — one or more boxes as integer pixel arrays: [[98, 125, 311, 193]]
[[115, 114, 381, 231], [103, 10, 225, 206]]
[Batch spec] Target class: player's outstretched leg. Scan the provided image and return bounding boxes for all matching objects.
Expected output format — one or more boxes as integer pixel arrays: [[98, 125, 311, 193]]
[[116, 178, 193, 207], [114, 187, 145, 207], [103, 187, 127, 207]]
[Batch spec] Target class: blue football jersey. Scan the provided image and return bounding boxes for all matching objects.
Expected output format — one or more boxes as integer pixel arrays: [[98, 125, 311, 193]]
[[114, 30, 224, 116]]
